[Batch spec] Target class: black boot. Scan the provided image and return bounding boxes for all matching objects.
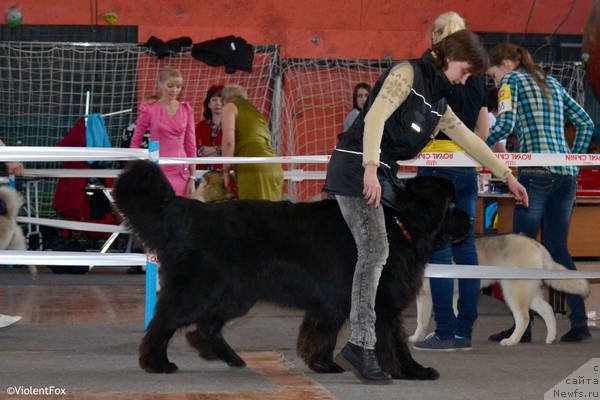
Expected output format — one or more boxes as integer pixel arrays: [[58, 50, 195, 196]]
[[560, 326, 591, 342], [334, 342, 392, 384], [488, 322, 532, 343]]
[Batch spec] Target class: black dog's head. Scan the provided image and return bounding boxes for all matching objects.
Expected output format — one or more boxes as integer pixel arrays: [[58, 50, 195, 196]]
[[112, 160, 176, 251], [382, 175, 471, 249], [113, 160, 174, 209]]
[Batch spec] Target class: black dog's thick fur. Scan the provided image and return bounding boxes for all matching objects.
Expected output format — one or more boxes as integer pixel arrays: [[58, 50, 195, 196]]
[[113, 160, 470, 380]]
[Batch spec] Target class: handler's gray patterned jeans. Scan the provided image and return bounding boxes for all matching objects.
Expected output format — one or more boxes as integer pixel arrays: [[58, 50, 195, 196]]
[[336, 195, 389, 349]]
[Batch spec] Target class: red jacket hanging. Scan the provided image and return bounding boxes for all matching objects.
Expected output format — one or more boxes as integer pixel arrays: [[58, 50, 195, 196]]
[[52, 118, 91, 220]]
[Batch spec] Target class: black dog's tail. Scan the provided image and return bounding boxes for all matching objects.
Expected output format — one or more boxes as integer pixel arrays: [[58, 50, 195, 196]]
[[112, 160, 175, 250]]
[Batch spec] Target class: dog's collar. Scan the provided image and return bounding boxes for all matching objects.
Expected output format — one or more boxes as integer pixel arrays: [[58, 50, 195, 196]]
[[394, 216, 413, 243]]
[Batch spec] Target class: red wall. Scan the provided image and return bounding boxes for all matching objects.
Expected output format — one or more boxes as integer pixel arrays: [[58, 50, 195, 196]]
[[1, 0, 593, 59]]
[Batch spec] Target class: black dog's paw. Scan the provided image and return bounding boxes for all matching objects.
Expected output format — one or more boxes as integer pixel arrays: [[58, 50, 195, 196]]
[[310, 361, 345, 373], [406, 366, 440, 380], [139, 357, 179, 374], [389, 365, 439, 380], [163, 362, 180, 374]]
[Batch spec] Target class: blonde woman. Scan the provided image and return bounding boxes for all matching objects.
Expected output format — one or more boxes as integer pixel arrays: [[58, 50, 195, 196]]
[[221, 84, 283, 201], [130, 68, 196, 197], [412, 12, 490, 352]]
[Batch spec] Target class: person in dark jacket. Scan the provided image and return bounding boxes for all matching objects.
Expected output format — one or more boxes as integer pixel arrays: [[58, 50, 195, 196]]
[[343, 82, 372, 131], [324, 29, 528, 384]]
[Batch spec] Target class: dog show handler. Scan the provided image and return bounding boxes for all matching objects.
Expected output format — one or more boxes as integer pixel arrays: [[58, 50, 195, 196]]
[[324, 29, 528, 384]]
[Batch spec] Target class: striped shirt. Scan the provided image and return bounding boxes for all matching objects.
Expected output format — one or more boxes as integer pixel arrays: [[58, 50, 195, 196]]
[[486, 68, 594, 176]]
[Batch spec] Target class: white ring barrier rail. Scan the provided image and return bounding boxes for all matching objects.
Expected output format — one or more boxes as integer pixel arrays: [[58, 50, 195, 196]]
[[20, 169, 337, 181], [1, 249, 599, 279], [0, 250, 145, 266], [151, 155, 340, 165], [16, 216, 127, 233], [160, 152, 600, 167], [1, 147, 600, 167], [21, 168, 331, 181], [23, 169, 123, 178], [426, 264, 600, 280], [0, 147, 148, 162], [399, 152, 600, 167], [160, 155, 331, 165]]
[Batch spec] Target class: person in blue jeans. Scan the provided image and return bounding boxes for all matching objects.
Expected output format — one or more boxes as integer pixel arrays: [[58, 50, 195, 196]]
[[486, 43, 594, 342], [415, 167, 480, 350], [513, 170, 587, 339], [413, 11, 488, 352]]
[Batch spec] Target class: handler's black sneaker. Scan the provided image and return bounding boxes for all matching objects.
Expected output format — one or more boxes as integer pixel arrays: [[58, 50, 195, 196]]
[[488, 324, 531, 343], [560, 326, 591, 342], [334, 342, 392, 384]]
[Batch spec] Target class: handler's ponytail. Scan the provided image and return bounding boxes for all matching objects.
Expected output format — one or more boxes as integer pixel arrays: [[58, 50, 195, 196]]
[[489, 43, 551, 100]]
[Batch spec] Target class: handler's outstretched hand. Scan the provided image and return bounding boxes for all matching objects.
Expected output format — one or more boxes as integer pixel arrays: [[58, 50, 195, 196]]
[[507, 174, 529, 208], [363, 164, 381, 208]]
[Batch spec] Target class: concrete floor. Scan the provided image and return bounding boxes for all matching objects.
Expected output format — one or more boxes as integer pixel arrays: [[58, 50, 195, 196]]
[[0, 265, 598, 400]]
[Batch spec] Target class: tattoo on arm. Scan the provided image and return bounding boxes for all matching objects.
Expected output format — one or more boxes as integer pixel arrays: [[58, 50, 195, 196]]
[[438, 113, 466, 132], [379, 70, 411, 108]]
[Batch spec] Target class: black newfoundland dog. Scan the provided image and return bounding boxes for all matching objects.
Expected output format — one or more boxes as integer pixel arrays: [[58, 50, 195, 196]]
[[112, 160, 470, 380]]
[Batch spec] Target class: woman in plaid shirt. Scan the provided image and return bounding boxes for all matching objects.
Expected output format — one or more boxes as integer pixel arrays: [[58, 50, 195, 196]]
[[486, 43, 594, 343]]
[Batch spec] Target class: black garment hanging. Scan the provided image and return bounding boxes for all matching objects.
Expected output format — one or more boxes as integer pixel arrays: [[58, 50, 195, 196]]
[[191, 35, 254, 74]]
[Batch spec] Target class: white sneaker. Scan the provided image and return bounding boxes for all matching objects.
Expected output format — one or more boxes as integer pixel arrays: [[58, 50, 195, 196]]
[[0, 314, 22, 329]]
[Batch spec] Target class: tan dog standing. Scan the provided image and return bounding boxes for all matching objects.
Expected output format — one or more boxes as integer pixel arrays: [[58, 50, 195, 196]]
[[409, 234, 589, 346]]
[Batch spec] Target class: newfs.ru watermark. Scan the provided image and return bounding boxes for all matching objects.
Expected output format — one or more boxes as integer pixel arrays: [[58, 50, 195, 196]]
[[545, 359, 600, 399]]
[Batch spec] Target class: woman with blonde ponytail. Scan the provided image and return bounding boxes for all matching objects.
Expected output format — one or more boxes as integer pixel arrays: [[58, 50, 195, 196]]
[[486, 43, 594, 343], [413, 11, 490, 352]]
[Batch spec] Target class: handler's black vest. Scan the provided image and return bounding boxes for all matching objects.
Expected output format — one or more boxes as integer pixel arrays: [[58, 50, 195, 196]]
[[323, 58, 452, 197]]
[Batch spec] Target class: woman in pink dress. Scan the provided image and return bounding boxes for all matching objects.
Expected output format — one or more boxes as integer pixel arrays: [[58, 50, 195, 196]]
[[130, 67, 196, 197]]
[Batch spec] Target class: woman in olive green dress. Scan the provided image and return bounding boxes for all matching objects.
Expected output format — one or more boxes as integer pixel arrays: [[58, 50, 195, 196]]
[[221, 84, 284, 201]]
